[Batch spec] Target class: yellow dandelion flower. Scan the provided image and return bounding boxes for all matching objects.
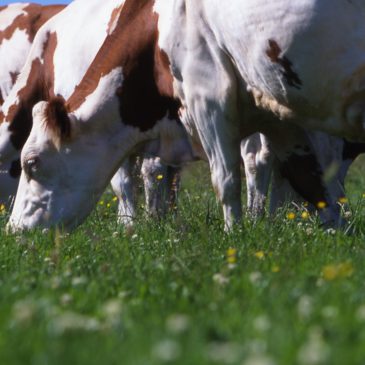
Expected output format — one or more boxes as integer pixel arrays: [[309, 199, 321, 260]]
[[112, 196, 118, 202], [227, 247, 237, 257], [317, 201, 327, 209], [338, 197, 348, 204], [227, 256, 237, 264], [254, 251, 265, 260], [156, 174, 164, 180], [99, 200, 104, 206], [286, 212, 296, 220], [0, 204, 5, 213], [271, 265, 280, 273], [363, 193, 365, 199], [301, 211, 310, 220], [322, 265, 338, 281], [303, 202, 309, 207], [227, 247, 237, 264], [322, 261, 354, 281], [107, 203, 111, 208]]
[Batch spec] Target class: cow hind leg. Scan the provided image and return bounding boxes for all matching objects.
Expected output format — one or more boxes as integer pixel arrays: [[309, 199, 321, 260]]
[[266, 124, 345, 228]]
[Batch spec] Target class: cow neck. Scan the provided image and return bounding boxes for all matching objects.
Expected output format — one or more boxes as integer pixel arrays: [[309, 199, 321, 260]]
[[67, 0, 180, 132]]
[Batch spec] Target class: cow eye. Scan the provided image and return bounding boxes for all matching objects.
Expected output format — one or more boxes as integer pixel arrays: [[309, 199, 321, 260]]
[[23, 157, 40, 179]]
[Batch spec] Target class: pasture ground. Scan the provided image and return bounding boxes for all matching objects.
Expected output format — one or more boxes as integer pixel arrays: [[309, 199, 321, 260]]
[[1, 158, 365, 365]]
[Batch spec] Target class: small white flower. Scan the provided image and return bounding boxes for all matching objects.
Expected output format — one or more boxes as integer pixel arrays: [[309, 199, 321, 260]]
[[297, 295, 313, 320], [166, 314, 190, 334], [152, 339, 181, 362], [71, 276, 88, 287], [213, 273, 230, 286], [356, 305, 365, 321], [249, 272, 262, 285], [253, 315, 271, 332], [243, 354, 276, 365], [297, 327, 329, 365]]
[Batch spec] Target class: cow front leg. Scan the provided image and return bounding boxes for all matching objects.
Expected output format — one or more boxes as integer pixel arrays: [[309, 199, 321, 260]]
[[110, 156, 138, 227], [187, 106, 242, 230]]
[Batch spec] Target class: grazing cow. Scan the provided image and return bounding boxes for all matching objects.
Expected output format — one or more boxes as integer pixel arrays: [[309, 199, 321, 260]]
[[8, 0, 194, 230], [0, 3, 65, 204], [0, 0, 181, 226], [151, 0, 365, 229]]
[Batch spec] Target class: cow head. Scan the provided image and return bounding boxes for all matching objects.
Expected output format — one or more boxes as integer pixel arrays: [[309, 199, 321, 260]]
[[8, 92, 191, 231], [8, 94, 146, 230]]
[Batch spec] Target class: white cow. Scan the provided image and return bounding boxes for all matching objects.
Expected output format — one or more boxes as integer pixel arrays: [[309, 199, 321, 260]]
[[153, 0, 365, 229]]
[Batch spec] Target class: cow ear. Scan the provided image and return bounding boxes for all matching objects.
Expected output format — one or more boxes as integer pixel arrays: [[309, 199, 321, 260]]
[[46, 97, 72, 141], [33, 99, 79, 144]]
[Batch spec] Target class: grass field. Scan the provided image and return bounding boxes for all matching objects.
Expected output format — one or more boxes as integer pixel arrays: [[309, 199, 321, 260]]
[[1, 158, 365, 365]]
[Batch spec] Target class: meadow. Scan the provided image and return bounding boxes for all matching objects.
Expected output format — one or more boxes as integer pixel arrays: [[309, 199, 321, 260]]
[[1, 158, 365, 365]]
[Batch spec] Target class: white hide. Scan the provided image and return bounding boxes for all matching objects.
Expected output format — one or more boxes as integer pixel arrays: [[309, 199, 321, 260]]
[[155, 0, 365, 229]]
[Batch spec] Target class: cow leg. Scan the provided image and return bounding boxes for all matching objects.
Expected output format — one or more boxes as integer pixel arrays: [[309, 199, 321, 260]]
[[241, 138, 257, 214], [185, 102, 242, 230], [241, 133, 273, 218], [253, 134, 274, 217], [141, 157, 182, 219], [264, 124, 345, 228], [165, 165, 181, 214], [110, 156, 138, 227]]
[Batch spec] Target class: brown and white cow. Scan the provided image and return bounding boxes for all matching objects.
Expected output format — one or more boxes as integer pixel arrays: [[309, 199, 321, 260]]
[[0, 2, 65, 204], [8, 0, 194, 230], [0, 0, 183, 227]]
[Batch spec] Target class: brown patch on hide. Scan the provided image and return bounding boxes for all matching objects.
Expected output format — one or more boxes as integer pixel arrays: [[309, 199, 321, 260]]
[[9, 71, 18, 85], [266, 39, 302, 89], [7, 31, 59, 150], [67, 0, 181, 131]]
